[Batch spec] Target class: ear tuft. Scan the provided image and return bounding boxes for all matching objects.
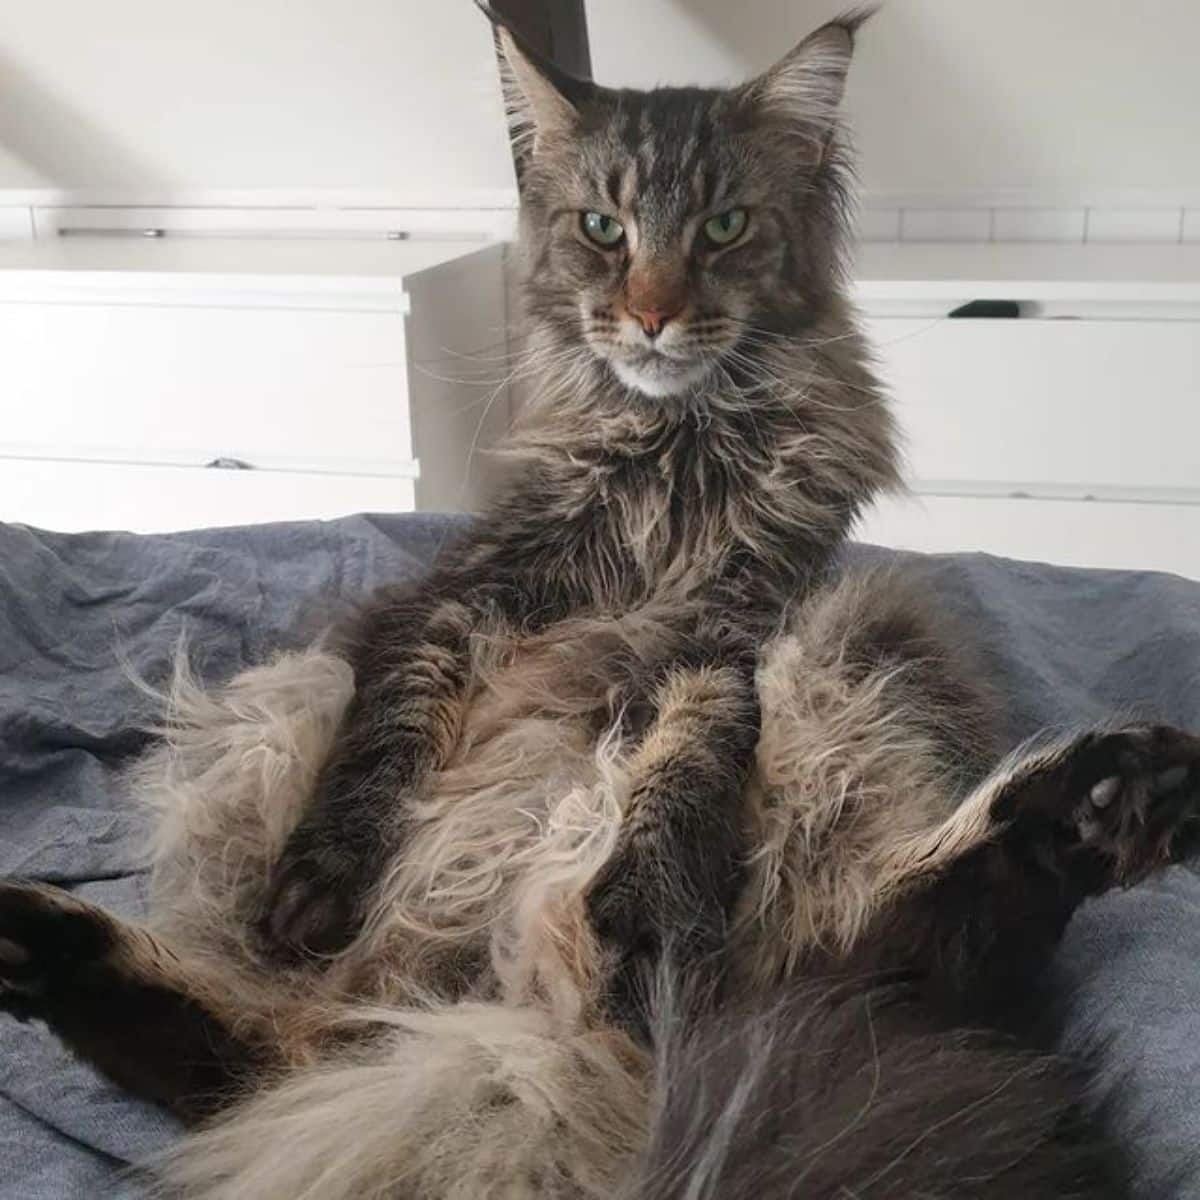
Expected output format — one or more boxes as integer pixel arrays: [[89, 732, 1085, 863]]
[[475, 3, 592, 163], [747, 8, 874, 155], [496, 28, 579, 158], [831, 5, 881, 42]]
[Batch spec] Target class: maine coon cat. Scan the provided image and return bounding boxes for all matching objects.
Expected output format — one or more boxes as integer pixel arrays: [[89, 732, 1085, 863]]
[[1, 7, 1198, 1197]]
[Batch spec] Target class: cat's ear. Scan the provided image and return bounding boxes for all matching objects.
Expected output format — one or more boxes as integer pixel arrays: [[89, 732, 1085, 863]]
[[475, 3, 592, 156], [745, 8, 873, 155]]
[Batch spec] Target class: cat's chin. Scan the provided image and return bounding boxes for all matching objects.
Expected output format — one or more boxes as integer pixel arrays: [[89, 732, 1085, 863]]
[[610, 356, 712, 399]]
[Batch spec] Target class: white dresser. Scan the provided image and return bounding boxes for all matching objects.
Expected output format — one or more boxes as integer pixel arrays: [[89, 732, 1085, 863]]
[[0, 222, 512, 532], [855, 243, 1200, 579]]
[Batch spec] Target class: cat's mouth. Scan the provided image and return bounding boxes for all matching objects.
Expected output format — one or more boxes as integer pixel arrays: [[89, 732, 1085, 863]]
[[608, 350, 714, 399]]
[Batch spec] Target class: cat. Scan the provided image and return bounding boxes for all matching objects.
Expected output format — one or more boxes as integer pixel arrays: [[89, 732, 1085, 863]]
[[1, 6, 1198, 1198]]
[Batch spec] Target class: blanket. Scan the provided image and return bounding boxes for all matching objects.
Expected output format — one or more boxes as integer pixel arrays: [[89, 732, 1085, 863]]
[[1, 514, 1198, 1196]]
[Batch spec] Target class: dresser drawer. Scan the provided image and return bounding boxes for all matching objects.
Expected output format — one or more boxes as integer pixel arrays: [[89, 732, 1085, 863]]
[[861, 492, 1200, 578], [0, 458, 416, 534], [3, 303, 414, 471], [866, 317, 1200, 495]]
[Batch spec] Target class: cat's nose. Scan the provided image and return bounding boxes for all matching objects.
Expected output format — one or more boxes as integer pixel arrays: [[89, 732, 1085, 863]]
[[628, 301, 683, 339]]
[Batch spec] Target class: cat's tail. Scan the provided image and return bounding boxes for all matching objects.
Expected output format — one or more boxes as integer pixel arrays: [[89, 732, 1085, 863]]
[[150, 999, 649, 1200], [624, 970, 1128, 1200], [146, 964, 1123, 1200]]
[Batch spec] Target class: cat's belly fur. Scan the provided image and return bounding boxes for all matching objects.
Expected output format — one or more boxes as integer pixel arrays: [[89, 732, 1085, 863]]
[[137, 567, 990, 1025], [124, 568, 1000, 1199]]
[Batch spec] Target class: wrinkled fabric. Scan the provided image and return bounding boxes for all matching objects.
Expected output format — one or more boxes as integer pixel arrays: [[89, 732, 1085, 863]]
[[0, 516, 1198, 1196]]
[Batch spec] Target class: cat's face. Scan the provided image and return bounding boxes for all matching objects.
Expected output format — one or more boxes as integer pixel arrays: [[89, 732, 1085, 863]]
[[498, 16, 860, 401]]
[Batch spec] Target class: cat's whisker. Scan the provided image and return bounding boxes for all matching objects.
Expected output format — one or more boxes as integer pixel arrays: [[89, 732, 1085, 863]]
[[411, 338, 583, 389], [717, 344, 887, 414]]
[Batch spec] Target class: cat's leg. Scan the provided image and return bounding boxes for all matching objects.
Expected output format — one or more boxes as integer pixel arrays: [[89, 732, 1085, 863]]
[[734, 566, 1005, 984], [874, 723, 1200, 1024], [262, 596, 472, 958], [585, 657, 760, 1027], [0, 881, 279, 1121], [261, 588, 522, 960]]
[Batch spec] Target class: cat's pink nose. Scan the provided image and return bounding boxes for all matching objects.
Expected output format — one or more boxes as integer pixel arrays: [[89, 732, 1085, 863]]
[[627, 301, 683, 339]]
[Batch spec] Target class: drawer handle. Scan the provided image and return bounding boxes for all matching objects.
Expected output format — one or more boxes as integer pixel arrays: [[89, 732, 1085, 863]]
[[205, 457, 254, 470], [948, 300, 1021, 319]]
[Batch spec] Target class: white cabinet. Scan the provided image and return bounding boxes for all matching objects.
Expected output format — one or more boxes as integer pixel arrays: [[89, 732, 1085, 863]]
[[0, 234, 512, 532], [854, 243, 1200, 578], [1, 459, 415, 534], [864, 495, 1200, 579], [865, 317, 1200, 496]]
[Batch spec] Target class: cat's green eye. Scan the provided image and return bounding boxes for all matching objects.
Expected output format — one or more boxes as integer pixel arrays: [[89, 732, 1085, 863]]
[[703, 208, 749, 247], [581, 211, 625, 247]]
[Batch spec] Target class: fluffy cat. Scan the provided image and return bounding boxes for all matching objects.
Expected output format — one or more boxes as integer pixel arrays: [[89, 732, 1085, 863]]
[[1, 7, 1197, 1198]]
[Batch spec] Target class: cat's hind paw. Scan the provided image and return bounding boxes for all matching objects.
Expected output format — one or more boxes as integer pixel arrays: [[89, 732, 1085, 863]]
[[0, 881, 112, 1020], [1000, 724, 1200, 888]]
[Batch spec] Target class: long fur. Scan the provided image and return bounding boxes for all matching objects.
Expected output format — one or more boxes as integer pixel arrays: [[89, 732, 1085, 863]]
[[155, 1003, 649, 1200], [625, 974, 1127, 1200], [734, 568, 1000, 980], [135, 558, 1148, 1196], [135, 648, 354, 969], [118, 561, 1018, 1193]]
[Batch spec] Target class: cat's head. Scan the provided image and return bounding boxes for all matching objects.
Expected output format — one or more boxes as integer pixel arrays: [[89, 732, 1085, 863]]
[[486, 6, 868, 401]]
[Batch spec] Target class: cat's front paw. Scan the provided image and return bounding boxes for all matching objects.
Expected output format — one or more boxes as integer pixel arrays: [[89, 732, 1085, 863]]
[[259, 836, 371, 961], [1003, 724, 1200, 888], [0, 882, 112, 1020], [585, 840, 732, 1034]]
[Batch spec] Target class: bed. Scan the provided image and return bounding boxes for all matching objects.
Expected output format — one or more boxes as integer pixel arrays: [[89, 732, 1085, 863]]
[[1, 512, 1199, 1197]]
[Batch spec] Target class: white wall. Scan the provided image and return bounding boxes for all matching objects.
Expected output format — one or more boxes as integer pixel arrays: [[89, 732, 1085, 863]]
[[588, 0, 1200, 202], [0, 0, 513, 198], [2, 0, 1199, 203]]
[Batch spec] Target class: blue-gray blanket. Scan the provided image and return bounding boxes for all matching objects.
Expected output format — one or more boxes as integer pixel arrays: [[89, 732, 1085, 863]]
[[2, 514, 1199, 1197]]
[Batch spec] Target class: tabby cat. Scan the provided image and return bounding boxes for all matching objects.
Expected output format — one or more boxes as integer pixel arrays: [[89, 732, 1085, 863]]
[[1, 7, 1198, 1198]]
